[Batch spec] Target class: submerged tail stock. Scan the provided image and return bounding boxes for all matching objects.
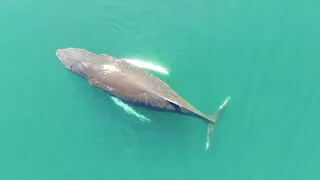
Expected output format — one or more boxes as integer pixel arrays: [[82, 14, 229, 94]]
[[205, 96, 231, 150]]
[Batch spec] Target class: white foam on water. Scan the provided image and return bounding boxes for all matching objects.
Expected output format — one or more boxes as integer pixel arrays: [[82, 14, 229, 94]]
[[123, 58, 169, 75], [110, 96, 151, 122]]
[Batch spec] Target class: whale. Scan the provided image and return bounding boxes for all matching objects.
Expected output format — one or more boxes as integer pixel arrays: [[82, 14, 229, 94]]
[[56, 47, 231, 150]]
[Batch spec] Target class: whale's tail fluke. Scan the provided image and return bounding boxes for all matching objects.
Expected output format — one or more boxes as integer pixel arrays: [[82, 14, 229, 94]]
[[205, 96, 231, 150]]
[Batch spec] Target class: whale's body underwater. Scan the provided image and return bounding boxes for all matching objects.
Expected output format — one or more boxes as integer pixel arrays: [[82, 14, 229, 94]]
[[56, 48, 230, 149]]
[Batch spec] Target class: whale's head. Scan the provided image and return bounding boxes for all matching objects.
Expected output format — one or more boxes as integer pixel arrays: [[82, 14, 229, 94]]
[[56, 48, 95, 79]]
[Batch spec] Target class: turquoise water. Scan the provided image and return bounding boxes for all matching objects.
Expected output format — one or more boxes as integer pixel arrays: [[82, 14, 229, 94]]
[[1, 0, 320, 179]]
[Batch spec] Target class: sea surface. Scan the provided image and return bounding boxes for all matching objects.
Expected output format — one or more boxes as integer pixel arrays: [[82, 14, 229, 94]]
[[1, 0, 320, 179]]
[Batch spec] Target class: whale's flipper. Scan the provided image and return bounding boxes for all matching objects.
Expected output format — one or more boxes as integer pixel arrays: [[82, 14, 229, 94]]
[[205, 96, 231, 150]]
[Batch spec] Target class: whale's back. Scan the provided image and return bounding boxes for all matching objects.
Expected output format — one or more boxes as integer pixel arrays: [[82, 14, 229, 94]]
[[89, 54, 208, 119]]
